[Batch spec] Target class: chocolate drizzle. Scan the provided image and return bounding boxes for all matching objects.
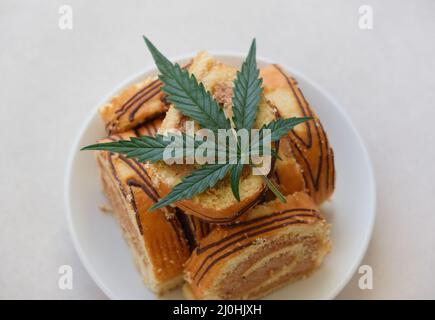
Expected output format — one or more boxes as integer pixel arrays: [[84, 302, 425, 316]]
[[103, 124, 191, 242], [192, 208, 322, 284], [196, 208, 319, 255], [119, 156, 159, 200], [196, 221, 305, 284], [126, 181, 144, 234], [175, 209, 197, 251], [106, 80, 163, 133], [167, 213, 188, 247], [199, 219, 211, 239], [272, 65, 335, 199], [106, 61, 192, 134], [116, 79, 160, 116], [128, 81, 163, 122], [127, 178, 158, 206]]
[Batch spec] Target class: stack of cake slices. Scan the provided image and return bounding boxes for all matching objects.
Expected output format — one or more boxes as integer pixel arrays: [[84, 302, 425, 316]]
[[94, 52, 335, 299]]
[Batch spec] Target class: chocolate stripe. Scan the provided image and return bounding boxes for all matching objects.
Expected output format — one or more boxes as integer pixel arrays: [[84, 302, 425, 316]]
[[175, 210, 197, 251], [106, 80, 163, 133], [195, 218, 311, 284], [272, 64, 330, 194], [106, 60, 192, 133], [193, 210, 320, 280], [126, 62, 192, 122], [127, 178, 159, 204], [225, 208, 319, 229], [195, 210, 318, 256], [199, 219, 206, 238], [177, 191, 265, 224], [126, 182, 144, 234], [168, 214, 188, 248], [108, 153, 127, 197], [128, 85, 163, 122], [103, 135, 188, 247], [117, 155, 160, 201], [116, 79, 161, 116], [273, 65, 313, 148], [288, 82, 324, 189], [107, 153, 147, 235]]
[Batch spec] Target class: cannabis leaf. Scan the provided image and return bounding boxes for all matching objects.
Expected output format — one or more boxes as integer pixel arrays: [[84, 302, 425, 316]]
[[260, 117, 313, 142], [249, 117, 313, 154], [82, 37, 313, 210], [261, 175, 286, 203], [81, 133, 225, 164], [81, 135, 171, 163], [228, 39, 263, 198], [143, 36, 231, 133], [150, 163, 232, 210], [232, 39, 262, 131], [230, 161, 244, 202]]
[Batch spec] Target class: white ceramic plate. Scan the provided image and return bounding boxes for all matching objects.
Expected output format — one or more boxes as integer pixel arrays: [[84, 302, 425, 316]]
[[65, 54, 376, 300]]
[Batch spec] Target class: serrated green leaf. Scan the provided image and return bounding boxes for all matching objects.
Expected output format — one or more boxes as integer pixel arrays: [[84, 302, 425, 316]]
[[260, 174, 286, 203], [143, 36, 231, 133], [248, 117, 311, 164], [81, 133, 224, 164], [81, 135, 171, 163], [82, 37, 312, 210], [249, 117, 313, 154], [261, 117, 313, 142], [150, 163, 232, 210], [232, 39, 262, 131], [230, 161, 244, 201]]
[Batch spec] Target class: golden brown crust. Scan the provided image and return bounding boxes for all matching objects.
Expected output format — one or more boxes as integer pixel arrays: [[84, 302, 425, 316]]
[[184, 192, 331, 299], [95, 118, 191, 293], [153, 178, 266, 223], [261, 65, 335, 205], [99, 77, 168, 134]]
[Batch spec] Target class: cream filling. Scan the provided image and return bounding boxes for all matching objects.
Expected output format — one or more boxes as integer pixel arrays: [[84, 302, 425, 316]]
[[241, 243, 303, 279]]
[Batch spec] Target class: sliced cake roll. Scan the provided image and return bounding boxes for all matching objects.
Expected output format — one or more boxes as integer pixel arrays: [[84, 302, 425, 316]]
[[146, 52, 278, 223], [183, 192, 331, 300], [95, 118, 192, 294], [99, 77, 169, 134], [261, 65, 335, 205]]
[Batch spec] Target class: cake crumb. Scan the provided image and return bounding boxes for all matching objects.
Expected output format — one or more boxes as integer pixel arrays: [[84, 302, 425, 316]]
[[99, 204, 113, 214], [164, 209, 175, 219], [253, 238, 267, 245], [126, 194, 133, 203]]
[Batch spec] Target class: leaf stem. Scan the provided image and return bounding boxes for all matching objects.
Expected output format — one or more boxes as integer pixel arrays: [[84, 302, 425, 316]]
[[260, 175, 287, 203]]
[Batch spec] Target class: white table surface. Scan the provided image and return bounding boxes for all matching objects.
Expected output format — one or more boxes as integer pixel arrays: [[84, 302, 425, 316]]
[[1, 0, 434, 299]]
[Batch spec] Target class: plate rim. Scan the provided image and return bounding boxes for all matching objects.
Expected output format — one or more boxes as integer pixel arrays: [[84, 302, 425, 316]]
[[64, 52, 376, 300]]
